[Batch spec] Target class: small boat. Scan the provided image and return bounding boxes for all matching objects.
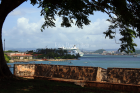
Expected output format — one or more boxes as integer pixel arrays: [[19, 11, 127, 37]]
[[84, 62, 88, 63]]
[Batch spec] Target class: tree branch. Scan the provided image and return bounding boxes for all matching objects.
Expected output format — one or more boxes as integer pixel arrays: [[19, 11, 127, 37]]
[[87, 3, 114, 19], [0, 0, 27, 15]]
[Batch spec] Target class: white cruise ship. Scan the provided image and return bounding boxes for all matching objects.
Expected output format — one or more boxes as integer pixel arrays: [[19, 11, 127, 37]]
[[58, 45, 84, 57]]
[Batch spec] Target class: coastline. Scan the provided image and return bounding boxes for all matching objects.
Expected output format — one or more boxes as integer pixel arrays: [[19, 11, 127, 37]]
[[9, 58, 78, 63], [46, 59, 78, 61], [9, 59, 44, 63]]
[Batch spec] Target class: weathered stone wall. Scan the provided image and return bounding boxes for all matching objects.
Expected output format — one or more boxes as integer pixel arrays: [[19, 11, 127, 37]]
[[14, 64, 103, 81], [14, 64, 35, 76], [101, 69, 107, 82], [34, 64, 101, 81], [15, 64, 140, 85], [107, 68, 140, 85]]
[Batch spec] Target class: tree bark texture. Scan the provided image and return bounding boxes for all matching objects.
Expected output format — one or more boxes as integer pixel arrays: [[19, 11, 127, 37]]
[[0, 0, 26, 77]]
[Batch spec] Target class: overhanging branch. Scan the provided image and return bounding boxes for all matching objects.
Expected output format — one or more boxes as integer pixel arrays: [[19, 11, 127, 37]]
[[0, 0, 27, 14]]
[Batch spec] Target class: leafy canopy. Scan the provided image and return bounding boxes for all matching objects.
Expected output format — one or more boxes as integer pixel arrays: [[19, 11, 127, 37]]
[[27, 0, 140, 53], [4, 54, 11, 63]]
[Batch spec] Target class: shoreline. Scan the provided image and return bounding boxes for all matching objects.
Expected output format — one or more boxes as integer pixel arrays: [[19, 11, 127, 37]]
[[46, 59, 78, 61], [9, 59, 78, 63]]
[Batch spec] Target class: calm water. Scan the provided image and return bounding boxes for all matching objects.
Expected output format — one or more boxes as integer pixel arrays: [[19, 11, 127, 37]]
[[7, 54, 140, 74]]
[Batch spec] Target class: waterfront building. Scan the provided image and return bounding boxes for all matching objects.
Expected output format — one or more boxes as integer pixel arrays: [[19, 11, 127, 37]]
[[6, 52, 33, 60]]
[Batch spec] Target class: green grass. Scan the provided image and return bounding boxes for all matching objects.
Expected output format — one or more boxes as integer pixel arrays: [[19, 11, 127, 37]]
[[0, 77, 132, 93]]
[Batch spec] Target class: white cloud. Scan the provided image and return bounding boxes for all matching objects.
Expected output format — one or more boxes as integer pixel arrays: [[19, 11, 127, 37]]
[[3, 15, 140, 50], [9, 8, 40, 16]]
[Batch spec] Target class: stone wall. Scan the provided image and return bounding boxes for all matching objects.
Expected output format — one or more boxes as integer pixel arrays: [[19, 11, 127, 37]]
[[101, 69, 107, 82], [14, 64, 103, 81], [14, 64, 140, 85], [14, 64, 35, 76], [35, 64, 102, 81], [107, 68, 140, 85]]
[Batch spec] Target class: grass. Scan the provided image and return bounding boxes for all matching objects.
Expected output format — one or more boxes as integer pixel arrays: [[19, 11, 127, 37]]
[[0, 77, 134, 93]]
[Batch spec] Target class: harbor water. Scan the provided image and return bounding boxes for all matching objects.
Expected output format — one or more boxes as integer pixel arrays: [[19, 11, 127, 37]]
[[7, 54, 140, 74]]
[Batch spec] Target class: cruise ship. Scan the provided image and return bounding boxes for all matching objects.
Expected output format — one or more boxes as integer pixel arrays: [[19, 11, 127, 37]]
[[58, 45, 84, 57]]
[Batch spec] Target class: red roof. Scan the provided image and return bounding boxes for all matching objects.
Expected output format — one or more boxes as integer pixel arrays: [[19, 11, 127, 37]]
[[11, 54, 33, 56]]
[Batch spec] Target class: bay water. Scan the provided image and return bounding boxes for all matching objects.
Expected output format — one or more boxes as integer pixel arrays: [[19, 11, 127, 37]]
[[7, 54, 140, 74]]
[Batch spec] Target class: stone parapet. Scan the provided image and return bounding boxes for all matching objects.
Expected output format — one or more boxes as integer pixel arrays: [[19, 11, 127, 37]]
[[14, 64, 103, 82], [107, 67, 140, 85], [14, 64, 35, 76], [14, 64, 140, 85]]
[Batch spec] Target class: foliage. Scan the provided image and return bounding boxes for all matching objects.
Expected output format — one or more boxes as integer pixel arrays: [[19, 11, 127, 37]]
[[1, 0, 140, 55], [102, 0, 140, 53], [32, 0, 95, 31], [4, 54, 11, 63], [4, 50, 14, 53], [29, 0, 140, 53], [35, 48, 80, 59]]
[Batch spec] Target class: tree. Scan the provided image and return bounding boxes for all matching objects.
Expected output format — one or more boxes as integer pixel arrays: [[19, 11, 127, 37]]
[[0, 0, 140, 78], [4, 54, 11, 63], [102, 0, 140, 53], [4, 50, 13, 53]]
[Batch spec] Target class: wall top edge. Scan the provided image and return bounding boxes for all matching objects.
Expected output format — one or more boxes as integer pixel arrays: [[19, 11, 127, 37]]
[[107, 67, 140, 70], [14, 64, 102, 68]]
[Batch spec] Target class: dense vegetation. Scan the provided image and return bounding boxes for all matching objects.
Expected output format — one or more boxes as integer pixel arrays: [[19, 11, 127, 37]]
[[4, 50, 18, 53], [4, 54, 11, 63], [28, 49, 80, 59], [93, 49, 106, 54], [36, 54, 79, 59]]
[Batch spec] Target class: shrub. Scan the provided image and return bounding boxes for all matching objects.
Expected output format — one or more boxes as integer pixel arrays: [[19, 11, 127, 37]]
[[4, 54, 10, 63]]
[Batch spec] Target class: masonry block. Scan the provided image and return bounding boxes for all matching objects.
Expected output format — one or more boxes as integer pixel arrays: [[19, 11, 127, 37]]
[[107, 68, 140, 85]]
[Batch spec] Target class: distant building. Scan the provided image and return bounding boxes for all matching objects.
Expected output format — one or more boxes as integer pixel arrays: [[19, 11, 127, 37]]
[[112, 51, 115, 53], [5, 52, 33, 59], [102, 51, 107, 55]]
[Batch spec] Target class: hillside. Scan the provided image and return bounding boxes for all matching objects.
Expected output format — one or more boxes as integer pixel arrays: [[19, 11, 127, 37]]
[[135, 50, 140, 54], [94, 49, 106, 53]]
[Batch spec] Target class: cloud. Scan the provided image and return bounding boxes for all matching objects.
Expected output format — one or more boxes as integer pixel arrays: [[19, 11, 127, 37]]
[[9, 8, 40, 16], [3, 15, 140, 50], [1, 17, 116, 49]]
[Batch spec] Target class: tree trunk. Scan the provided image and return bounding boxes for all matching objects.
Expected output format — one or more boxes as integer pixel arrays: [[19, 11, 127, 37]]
[[0, 13, 12, 77], [0, 0, 26, 77]]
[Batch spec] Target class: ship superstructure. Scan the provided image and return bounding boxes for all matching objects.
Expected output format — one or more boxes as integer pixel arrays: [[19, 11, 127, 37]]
[[57, 45, 84, 56]]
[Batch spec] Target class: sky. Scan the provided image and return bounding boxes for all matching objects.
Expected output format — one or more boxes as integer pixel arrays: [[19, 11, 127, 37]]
[[2, 0, 140, 50]]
